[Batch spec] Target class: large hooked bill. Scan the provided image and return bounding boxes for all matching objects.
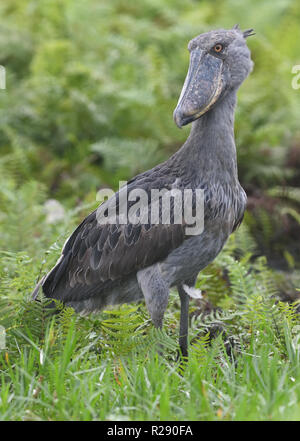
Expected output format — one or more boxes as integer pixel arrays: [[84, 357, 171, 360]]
[[173, 48, 224, 128]]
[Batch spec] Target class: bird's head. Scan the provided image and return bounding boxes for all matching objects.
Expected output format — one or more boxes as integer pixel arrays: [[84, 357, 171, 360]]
[[173, 25, 254, 128]]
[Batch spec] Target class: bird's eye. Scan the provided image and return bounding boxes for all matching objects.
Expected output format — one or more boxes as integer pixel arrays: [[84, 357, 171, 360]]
[[213, 43, 223, 53]]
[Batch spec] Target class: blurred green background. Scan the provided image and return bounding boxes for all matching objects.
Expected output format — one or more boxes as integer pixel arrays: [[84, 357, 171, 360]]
[[1, 0, 300, 422], [0, 0, 299, 274]]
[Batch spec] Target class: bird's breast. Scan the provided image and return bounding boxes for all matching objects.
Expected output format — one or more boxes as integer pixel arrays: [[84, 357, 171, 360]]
[[159, 180, 247, 285], [203, 180, 246, 231]]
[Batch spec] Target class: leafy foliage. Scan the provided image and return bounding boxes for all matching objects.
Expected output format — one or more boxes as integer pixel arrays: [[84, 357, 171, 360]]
[[0, 0, 299, 422], [1, 209, 300, 420]]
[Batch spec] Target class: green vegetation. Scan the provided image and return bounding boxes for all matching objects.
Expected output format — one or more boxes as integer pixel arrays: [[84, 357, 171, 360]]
[[1, 227, 300, 420], [0, 0, 299, 421]]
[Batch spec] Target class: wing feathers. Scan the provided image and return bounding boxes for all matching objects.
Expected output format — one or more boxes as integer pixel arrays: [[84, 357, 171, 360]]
[[41, 175, 187, 303]]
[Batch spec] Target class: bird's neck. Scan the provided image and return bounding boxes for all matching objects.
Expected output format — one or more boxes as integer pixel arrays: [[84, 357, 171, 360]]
[[176, 90, 239, 184]]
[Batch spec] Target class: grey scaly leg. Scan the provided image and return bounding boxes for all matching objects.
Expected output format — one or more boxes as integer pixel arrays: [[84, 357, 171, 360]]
[[178, 284, 190, 358], [177, 277, 197, 359]]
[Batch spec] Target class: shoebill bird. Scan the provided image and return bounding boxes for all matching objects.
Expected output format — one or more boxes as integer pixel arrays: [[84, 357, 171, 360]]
[[33, 26, 254, 358]]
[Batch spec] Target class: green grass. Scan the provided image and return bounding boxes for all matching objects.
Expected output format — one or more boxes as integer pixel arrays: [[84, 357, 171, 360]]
[[0, 0, 300, 421], [1, 302, 300, 421], [1, 216, 300, 421]]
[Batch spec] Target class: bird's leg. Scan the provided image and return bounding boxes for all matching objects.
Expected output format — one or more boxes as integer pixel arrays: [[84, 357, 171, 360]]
[[177, 284, 190, 360], [177, 277, 196, 361], [137, 264, 169, 357], [137, 264, 169, 330]]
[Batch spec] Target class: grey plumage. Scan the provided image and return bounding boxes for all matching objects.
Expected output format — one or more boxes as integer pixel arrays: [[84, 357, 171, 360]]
[[33, 26, 254, 358]]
